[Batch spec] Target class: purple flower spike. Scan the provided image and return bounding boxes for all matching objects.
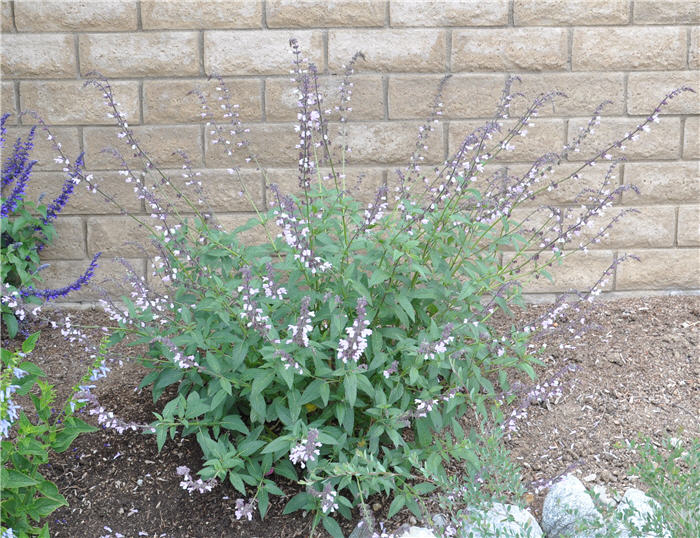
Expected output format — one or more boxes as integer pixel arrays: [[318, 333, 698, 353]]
[[20, 252, 101, 301]]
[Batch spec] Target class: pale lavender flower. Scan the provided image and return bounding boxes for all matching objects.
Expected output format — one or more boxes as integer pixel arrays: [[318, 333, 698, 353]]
[[262, 262, 287, 299], [234, 497, 257, 521], [309, 482, 340, 514], [357, 184, 388, 235], [414, 397, 438, 418], [421, 323, 455, 360], [269, 184, 332, 274], [74, 390, 153, 435], [337, 297, 372, 364], [154, 336, 199, 370], [237, 266, 272, 336], [176, 464, 218, 494], [383, 360, 398, 379], [289, 428, 322, 468], [276, 350, 303, 375], [316, 482, 339, 514], [287, 296, 314, 348]]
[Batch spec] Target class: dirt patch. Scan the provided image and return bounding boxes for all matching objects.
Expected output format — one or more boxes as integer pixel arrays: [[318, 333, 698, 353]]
[[3, 295, 698, 537]]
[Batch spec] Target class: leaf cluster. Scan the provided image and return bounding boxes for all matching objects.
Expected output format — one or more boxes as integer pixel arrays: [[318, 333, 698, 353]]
[[0, 333, 99, 537]]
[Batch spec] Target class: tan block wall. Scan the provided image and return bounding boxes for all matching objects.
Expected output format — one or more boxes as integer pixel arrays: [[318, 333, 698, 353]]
[[0, 0, 698, 301]]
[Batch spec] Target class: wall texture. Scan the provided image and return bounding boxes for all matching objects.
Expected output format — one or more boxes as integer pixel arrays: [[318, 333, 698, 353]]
[[1, 0, 698, 301]]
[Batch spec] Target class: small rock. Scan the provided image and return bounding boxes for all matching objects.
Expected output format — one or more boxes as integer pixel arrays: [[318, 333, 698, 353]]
[[397, 527, 437, 538], [408, 515, 417, 525], [591, 485, 616, 509], [458, 503, 543, 538], [372, 502, 382, 512], [599, 469, 614, 482], [542, 475, 603, 538], [614, 488, 671, 538], [349, 517, 375, 538], [431, 513, 448, 528]]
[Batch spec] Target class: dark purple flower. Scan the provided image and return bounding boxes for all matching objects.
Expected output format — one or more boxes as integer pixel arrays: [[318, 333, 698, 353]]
[[20, 252, 101, 301], [1, 126, 37, 217], [42, 152, 84, 224]]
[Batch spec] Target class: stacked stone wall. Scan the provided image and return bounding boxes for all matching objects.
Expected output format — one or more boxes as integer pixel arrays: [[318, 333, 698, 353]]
[[1, 0, 698, 300]]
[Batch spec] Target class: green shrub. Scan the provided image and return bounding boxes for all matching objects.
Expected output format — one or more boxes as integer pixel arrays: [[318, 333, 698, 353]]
[[76, 42, 691, 535]]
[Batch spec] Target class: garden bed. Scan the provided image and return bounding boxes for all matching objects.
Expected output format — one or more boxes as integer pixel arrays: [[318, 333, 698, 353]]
[[5, 294, 699, 537]]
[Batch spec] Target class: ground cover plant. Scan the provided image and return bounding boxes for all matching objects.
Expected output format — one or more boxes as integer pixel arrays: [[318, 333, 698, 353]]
[[616, 436, 699, 537], [0, 332, 106, 537], [1, 39, 693, 537]]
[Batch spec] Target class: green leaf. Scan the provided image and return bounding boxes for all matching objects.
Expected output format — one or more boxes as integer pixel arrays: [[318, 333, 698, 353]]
[[300, 379, 323, 405], [38, 523, 50, 538], [250, 393, 266, 423], [368, 269, 390, 287], [252, 369, 275, 395], [416, 418, 432, 447], [345, 373, 357, 407], [261, 437, 290, 455], [283, 492, 312, 514], [22, 331, 40, 353], [30, 496, 67, 518], [36, 480, 63, 501], [258, 487, 270, 519], [3, 313, 18, 339], [1, 468, 39, 488], [229, 472, 246, 494], [156, 425, 167, 451], [210, 389, 228, 411], [154, 368, 184, 393], [406, 495, 422, 518], [274, 459, 298, 482], [221, 415, 249, 434], [387, 495, 405, 518], [52, 418, 97, 453], [185, 396, 209, 420], [319, 382, 330, 407], [322, 515, 344, 538], [350, 280, 371, 303], [397, 295, 415, 321], [518, 362, 536, 380], [231, 343, 249, 370], [220, 377, 232, 396], [412, 482, 436, 495]]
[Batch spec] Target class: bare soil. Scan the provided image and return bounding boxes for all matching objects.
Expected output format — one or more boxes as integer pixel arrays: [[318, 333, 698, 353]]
[[3, 295, 698, 538]]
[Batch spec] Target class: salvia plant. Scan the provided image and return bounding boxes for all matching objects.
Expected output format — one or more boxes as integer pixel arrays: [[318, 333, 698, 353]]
[[0, 114, 101, 338], [9, 39, 690, 537], [0, 332, 111, 538]]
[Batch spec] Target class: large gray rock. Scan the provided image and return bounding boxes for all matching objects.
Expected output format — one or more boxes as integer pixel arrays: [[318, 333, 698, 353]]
[[542, 475, 603, 537], [459, 503, 543, 537], [613, 488, 671, 538]]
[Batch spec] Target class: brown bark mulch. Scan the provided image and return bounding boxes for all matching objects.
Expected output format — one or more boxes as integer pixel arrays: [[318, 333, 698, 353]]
[[2, 295, 698, 537]]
